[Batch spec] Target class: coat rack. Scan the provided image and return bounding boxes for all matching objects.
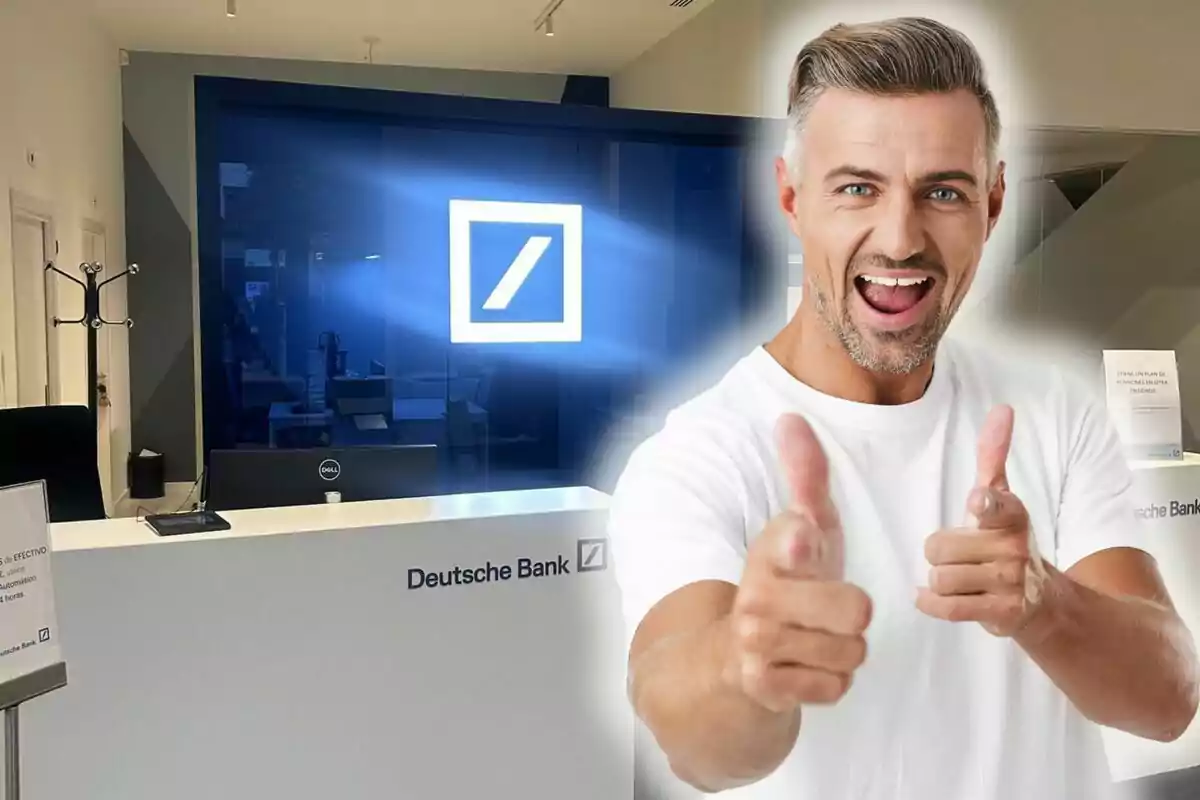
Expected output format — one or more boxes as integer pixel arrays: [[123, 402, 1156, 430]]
[[43, 261, 137, 429]]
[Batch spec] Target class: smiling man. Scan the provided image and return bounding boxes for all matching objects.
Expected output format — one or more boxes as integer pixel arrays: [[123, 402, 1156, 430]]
[[607, 16, 1199, 800]]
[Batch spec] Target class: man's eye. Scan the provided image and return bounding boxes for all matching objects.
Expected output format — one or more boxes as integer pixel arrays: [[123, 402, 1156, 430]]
[[927, 187, 962, 202], [840, 184, 875, 198]]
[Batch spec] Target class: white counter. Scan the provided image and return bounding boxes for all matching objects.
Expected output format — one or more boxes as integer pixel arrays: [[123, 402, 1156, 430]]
[[1103, 455, 1200, 781], [21, 470, 1200, 794], [19, 487, 633, 800]]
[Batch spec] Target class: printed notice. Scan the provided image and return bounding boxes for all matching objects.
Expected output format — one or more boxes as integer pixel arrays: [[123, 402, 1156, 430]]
[[1103, 350, 1183, 460], [0, 482, 63, 685]]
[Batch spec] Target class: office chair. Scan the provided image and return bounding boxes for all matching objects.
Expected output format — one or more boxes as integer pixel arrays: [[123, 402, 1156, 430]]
[[0, 405, 107, 522]]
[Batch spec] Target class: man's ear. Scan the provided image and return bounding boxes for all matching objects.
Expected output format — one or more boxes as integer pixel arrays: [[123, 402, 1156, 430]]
[[985, 161, 1007, 240], [776, 157, 798, 215], [776, 157, 804, 240]]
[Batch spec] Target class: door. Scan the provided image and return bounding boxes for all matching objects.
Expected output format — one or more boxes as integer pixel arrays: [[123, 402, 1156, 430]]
[[11, 210, 52, 407], [83, 223, 113, 508]]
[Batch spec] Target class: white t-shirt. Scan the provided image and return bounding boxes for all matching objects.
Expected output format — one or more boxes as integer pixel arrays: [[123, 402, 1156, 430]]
[[607, 338, 1143, 800]]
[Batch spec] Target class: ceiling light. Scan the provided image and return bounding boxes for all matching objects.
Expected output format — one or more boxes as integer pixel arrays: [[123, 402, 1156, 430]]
[[364, 36, 380, 65], [534, 0, 565, 37], [226, 0, 237, 18]]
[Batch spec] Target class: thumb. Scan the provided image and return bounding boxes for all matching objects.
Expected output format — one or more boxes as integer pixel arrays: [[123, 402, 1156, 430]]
[[975, 404, 1014, 493], [776, 413, 833, 525], [775, 414, 842, 580]]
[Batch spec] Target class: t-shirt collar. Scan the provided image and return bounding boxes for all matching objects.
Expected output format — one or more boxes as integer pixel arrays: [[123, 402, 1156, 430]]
[[746, 342, 954, 434]]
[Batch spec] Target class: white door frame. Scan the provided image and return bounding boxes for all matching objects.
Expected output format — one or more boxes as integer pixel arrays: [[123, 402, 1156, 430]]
[[9, 190, 58, 405]]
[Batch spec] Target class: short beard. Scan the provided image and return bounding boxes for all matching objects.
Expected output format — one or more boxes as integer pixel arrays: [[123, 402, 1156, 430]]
[[813, 283, 947, 375]]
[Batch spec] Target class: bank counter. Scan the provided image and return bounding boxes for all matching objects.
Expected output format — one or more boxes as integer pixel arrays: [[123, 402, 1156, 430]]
[[23, 487, 634, 800], [19, 475, 1200, 798], [1104, 456, 1200, 791]]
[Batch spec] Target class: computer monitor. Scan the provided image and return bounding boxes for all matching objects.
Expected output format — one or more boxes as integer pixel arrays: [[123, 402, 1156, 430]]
[[205, 445, 439, 511]]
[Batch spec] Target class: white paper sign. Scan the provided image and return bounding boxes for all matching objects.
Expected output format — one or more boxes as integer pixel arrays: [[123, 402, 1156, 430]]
[[0, 482, 63, 685], [1103, 350, 1183, 460]]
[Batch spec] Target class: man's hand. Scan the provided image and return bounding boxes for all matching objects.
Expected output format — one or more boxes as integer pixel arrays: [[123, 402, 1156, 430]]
[[725, 414, 873, 713], [917, 405, 1050, 637]]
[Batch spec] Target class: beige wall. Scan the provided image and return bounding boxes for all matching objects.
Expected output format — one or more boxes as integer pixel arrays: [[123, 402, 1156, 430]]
[[0, 0, 128, 507], [610, 0, 765, 118], [617, 0, 1200, 135], [969, 134, 1200, 450], [763, 0, 1200, 134], [615, 0, 1200, 344]]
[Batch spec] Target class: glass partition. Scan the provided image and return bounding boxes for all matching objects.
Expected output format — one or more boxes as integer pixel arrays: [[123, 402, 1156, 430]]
[[196, 81, 784, 498]]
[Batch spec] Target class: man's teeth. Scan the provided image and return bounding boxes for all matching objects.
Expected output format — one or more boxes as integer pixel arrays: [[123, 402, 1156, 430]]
[[859, 275, 930, 287]]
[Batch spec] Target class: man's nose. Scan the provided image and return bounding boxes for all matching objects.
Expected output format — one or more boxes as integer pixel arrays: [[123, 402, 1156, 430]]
[[873, 194, 925, 263]]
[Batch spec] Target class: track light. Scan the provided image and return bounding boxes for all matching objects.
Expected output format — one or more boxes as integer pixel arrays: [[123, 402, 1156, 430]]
[[226, 0, 237, 18], [534, 0, 565, 37]]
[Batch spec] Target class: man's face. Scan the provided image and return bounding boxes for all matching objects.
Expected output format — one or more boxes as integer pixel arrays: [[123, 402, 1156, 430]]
[[777, 88, 1005, 375]]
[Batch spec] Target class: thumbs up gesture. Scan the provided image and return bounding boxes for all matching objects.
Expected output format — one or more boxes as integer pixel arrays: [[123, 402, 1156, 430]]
[[917, 405, 1049, 637], [725, 414, 873, 714]]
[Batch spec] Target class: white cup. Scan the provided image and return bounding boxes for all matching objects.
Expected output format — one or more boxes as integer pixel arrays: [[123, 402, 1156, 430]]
[[325, 491, 342, 504]]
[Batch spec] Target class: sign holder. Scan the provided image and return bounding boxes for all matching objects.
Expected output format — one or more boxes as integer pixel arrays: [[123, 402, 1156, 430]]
[[1102, 349, 1184, 460], [0, 482, 68, 800]]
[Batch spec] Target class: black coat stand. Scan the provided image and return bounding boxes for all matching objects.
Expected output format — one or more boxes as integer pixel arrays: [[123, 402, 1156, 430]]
[[42, 261, 137, 428]]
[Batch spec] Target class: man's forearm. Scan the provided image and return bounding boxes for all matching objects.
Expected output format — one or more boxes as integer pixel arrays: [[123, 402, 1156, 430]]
[[629, 616, 801, 792], [1016, 564, 1200, 741]]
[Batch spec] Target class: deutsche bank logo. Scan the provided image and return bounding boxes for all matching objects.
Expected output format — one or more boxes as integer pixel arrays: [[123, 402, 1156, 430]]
[[576, 538, 608, 573], [449, 199, 583, 344], [318, 459, 341, 481]]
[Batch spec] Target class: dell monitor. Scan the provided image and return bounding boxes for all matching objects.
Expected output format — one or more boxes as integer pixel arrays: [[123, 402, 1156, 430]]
[[205, 445, 438, 511]]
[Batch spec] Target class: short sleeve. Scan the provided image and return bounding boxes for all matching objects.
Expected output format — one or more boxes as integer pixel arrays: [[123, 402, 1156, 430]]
[[606, 414, 750, 655], [1054, 380, 1147, 570]]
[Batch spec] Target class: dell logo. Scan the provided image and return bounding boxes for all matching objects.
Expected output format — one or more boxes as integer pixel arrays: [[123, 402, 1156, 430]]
[[318, 459, 342, 481]]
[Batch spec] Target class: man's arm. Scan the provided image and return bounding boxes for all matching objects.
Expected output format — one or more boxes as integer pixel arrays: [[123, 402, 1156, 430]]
[[627, 581, 802, 793], [1015, 547, 1199, 742], [617, 415, 870, 793], [919, 404, 1199, 741]]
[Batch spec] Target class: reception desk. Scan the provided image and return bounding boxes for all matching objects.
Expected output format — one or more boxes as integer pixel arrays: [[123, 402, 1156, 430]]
[[20, 488, 633, 800], [16, 471, 1200, 798], [1104, 455, 1200, 786]]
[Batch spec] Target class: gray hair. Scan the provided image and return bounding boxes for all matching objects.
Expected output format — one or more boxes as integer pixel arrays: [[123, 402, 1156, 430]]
[[782, 17, 1001, 180]]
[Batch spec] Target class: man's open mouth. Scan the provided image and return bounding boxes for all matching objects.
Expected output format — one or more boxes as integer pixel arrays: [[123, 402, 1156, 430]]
[[854, 274, 935, 315]]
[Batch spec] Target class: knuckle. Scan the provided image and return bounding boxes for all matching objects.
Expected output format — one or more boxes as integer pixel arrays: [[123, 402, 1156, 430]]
[[993, 493, 1016, 520], [769, 509, 808, 538], [741, 659, 763, 687], [815, 671, 852, 703], [735, 584, 769, 617], [998, 560, 1025, 586], [733, 614, 772, 655], [928, 566, 949, 594], [843, 636, 868, 670], [923, 535, 943, 564], [737, 653, 769, 693], [848, 589, 873, 632], [808, 633, 842, 665], [1006, 535, 1031, 560]]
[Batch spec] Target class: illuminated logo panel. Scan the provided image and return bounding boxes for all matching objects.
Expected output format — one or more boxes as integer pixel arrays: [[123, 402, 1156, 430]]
[[449, 200, 583, 344]]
